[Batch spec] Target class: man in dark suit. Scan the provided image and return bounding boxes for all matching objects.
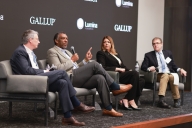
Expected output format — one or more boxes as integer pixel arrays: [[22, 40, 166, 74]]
[[10, 29, 96, 126], [141, 37, 187, 108], [47, 32, 132, 117]]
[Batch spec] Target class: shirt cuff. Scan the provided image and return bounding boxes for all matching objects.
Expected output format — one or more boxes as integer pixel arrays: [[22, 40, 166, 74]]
[[177, 68, 181, 72], [83, 59, 88, 65]]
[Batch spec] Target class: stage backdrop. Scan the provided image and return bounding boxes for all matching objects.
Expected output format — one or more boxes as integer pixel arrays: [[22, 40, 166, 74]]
[[0, 0, 138, 69]]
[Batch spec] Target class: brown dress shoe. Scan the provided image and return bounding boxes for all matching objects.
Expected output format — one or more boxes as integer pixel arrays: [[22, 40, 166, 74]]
[[112, 84, 132, 96], [74, 103, 95, 113], [62, 117, 85, 126], [102, 109, 123, 117]]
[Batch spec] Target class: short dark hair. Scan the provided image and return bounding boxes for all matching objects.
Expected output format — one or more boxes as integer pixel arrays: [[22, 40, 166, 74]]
[[53, 32, 66, 45]]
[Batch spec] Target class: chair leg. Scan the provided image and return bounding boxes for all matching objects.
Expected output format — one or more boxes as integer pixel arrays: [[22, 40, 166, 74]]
[[45, 102, 48, 126], [9, 102, 12, 117], [92, 94, 95, 106], [84, 96, 87, 102], [115, 96, 118, 110], [153, 88, 156, 106], [54, 93, 58, 119], [181, 90, 184, 106], [34, 103, 37, 112]]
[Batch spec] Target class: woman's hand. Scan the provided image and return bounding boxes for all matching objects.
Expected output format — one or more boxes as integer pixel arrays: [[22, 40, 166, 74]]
[[116, 68, 125, 72]]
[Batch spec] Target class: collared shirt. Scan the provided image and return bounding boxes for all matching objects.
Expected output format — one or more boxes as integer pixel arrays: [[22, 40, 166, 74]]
[[155, 50, 180, 73], [23, 44, 39, 69], [55, 46, 88, 69]]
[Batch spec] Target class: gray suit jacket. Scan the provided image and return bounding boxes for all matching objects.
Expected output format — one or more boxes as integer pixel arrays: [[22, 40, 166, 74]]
[[47, 46, 84, 73]]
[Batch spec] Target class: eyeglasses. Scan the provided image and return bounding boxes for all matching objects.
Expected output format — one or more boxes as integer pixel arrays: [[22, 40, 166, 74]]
[[152, 42, 162, 45]]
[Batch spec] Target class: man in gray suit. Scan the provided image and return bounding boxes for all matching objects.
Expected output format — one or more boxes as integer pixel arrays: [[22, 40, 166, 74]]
[[47, 32, 132, 117]]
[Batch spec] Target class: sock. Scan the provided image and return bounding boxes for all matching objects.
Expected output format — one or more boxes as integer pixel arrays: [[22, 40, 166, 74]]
[[64, 111, 72, 118], [105, 105, 112, 111], [159, 95, 164, 101], [70, 96, 81, 107], [174, 99, 179, 103], [110, 82, 120, 90]]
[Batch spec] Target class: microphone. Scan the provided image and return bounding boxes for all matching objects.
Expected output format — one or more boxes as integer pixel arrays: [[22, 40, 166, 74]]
[[71, 46, 76, 55]]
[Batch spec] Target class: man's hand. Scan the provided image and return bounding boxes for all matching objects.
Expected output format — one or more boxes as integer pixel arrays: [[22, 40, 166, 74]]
[[71, 53, 79, 62], [84, 47, 92, 62], [180, 69, 187, 76], [149, 66, 156, 72]]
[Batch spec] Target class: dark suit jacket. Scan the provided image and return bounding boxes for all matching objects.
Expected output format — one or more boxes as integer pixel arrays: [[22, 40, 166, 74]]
[[141, 50, 179, 73], [10, 44, 44, 75], [96, 50, 130, 71]]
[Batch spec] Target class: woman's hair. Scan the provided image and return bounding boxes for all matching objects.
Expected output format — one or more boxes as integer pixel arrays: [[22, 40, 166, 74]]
[[101, 36, 117, 55]]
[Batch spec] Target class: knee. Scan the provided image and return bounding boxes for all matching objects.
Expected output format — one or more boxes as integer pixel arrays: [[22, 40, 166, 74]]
[[161, 74, 169, 80], [57, 79, 68, 90]]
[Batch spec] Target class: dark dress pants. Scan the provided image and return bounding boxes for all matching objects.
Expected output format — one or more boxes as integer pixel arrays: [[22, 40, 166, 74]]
[[39, 70, 76, 113], [72, 61, 114, 108], [119, 70, 144, 101]]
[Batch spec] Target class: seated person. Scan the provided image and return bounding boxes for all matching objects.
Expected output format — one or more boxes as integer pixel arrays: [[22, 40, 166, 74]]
[[10, 29, 96, 126], [47, 32, 132, 117], [96, 36, 145, 110], [141, 37, 187, 108]]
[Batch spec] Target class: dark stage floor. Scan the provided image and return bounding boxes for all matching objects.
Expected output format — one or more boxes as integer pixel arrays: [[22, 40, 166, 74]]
[[0, 91, 192, 128]]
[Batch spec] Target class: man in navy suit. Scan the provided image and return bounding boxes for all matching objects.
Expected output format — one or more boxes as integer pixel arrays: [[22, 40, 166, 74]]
[[141, 37, 187, 108], [10, 29, 96, 126]]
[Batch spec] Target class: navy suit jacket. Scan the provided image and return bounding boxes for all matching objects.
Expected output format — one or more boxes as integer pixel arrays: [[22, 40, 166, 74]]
[[10, 44, 44, 75], [96, 50, 130, 71], [141, 50, 178, 73]]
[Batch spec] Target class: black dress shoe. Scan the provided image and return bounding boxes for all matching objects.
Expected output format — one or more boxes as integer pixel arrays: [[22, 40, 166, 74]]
[[119, 100, 132, 110], [129, 105, 142, 111], [157, 100, 171, 109], [174, 99, 181, 108]]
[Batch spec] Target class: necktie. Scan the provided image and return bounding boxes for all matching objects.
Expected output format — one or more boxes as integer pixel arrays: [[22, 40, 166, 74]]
[[158, 52, 166, 72], [32, 51, 39, 68]]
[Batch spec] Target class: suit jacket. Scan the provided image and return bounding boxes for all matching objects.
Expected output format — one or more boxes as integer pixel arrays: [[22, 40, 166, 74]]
[[47, 46, 84, 73], [96, 50, 130, 71], [141, 50, 179, 73], [10, 44, 44, 75]]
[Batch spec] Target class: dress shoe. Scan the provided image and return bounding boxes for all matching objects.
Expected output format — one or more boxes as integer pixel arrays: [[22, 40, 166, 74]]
[[157, 100, 171, 109], [119, 99, 132, 110], [102, 109, 123, 117], [74, 102, 95, 113], [62, 117, 85, 126], [129, 105, 142, 111], [112, 84, 132, 96], [174, 99, 181, 108]]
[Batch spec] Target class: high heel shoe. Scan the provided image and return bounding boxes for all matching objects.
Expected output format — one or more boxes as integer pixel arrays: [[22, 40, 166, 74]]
[[129, 104, 142, 111], [119, 100, 132, 110]]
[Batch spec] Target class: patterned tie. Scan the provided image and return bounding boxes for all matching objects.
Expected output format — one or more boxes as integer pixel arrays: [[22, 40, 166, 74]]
[[32, 51, 39, 68], [158, 52, 166, 73]]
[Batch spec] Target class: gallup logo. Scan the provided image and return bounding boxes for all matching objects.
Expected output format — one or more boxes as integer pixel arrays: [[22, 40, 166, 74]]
[[114, 24, 132, 32], [115, 0, 133, 8], [84, 0, 97, 2], [0, 15, 4, 20], [77, 18, 98, 30], [30, 16, 56, 26]]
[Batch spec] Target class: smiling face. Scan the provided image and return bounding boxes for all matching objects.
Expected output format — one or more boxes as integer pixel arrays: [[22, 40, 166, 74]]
[[55, 33, 68, 49]]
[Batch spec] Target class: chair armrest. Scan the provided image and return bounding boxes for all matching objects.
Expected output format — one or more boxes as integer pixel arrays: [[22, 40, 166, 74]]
[[106, 71, 119, 83], [7, 75, 48, 93], [142, 71, 157, 83], [178, 72, 186, 83]]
